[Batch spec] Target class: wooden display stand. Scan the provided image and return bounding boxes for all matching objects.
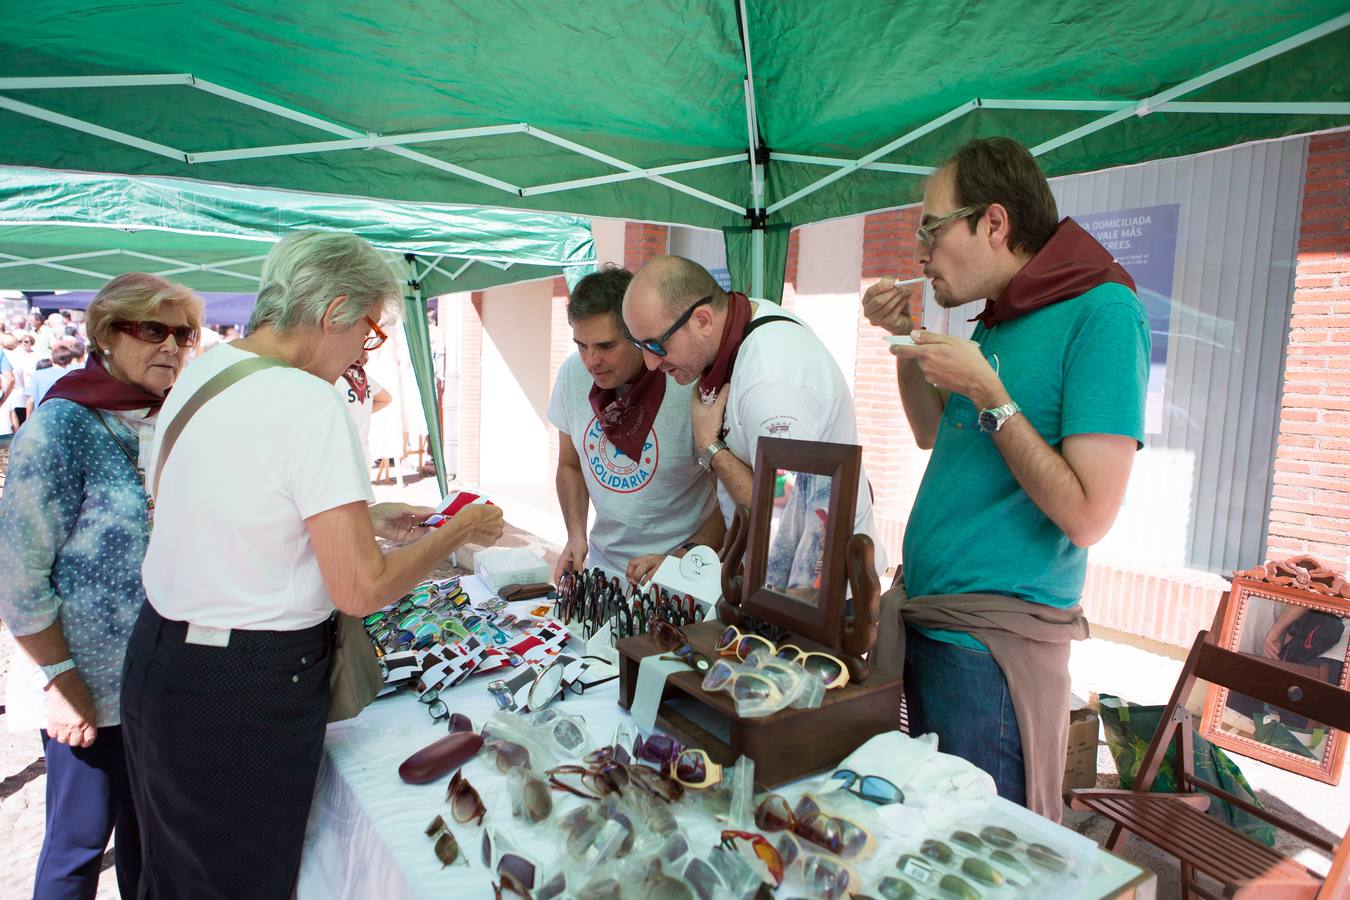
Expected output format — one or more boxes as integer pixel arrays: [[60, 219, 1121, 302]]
[[616, 623, 902, 787], [616, 438, 903, 788]]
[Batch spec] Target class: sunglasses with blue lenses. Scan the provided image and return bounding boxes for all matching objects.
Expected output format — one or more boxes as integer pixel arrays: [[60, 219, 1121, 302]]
[[627, 295, 712, 357]]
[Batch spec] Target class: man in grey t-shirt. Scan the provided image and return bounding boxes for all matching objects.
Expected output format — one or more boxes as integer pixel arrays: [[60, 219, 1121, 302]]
[[547, 266, 723, 585]]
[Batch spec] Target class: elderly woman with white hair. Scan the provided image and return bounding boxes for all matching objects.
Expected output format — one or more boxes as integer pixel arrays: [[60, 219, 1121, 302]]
[[0, 272, 203, 899], [120, 231, 504, 898]]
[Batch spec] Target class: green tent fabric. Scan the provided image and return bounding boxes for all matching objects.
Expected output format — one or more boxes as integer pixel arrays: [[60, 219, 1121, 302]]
[[723, 223, 791, 303], [0, 167, 596, 295], [0, 165, 596, 491], [1, 1, 1346, 298]]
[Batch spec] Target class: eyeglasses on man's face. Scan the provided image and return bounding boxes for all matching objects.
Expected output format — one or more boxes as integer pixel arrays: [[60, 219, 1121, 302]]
[[627, 295, 712, 358], [915, 205, 985, 250], [363, 315, 388, 351]]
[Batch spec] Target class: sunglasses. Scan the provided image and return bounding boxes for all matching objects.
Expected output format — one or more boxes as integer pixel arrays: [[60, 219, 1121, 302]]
[[701, 658, 788, 707], [446, 769, 486, 826], [627, 295, 712, 357], [483, 738, 531, 772], [362, 315, 388, 351], [113, 320, 198, 347], [425, 815, 468, 867], [670, 748, 722, 790], [715, 626, 850, 689], [831, 768, 904, 805], [482, 830, 539, 897], [915, 205, 985, 250], [720, 830, 785, 887], [507, 766, 554, 824], [754, 793, 872, 859]]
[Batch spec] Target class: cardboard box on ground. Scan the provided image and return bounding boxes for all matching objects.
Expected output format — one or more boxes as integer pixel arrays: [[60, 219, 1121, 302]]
[[1065, 692, 1102, 791]]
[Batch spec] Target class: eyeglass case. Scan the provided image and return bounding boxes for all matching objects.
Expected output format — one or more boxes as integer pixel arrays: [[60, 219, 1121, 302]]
[[399, 731, 485, 784]]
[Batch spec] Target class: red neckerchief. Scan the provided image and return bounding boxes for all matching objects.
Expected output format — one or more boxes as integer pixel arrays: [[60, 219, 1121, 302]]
[[342, 364, 369, 404], [588, 368, 667, 462], [41, 352, 167, 413], [697, 291, 752, 405], [972, 218, 1136, 327]]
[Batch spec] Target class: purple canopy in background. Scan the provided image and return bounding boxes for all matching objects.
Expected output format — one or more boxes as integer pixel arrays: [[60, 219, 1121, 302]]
[[24, 291, 255, 327]]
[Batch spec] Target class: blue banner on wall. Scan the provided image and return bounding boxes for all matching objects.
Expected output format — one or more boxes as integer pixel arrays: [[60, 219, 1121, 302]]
[[1076, 204, 1180, 434]]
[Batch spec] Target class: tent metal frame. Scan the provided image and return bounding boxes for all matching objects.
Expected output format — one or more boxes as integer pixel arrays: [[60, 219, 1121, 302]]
[[0, 10, 1346, 293]]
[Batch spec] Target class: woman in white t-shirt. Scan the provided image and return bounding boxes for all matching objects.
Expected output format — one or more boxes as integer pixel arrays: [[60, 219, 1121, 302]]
[[121, 231, 504, 898]]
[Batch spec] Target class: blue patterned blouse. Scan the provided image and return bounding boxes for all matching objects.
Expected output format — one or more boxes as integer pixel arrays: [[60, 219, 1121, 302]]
[[0, 398, 153, 728]]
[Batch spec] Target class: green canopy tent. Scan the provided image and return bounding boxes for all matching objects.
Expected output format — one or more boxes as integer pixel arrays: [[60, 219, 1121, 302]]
[[0, 165, 597, 493], [1, 1, 1346, 302]]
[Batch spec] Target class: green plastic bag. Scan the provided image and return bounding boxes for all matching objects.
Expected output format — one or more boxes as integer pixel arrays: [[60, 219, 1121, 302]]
[[1098, 694, 1277, 847]]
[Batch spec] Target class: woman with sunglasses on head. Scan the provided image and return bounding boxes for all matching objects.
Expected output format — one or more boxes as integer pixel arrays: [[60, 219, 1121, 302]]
[[120, 231, 504, 899], [0, 272, 203, 899]]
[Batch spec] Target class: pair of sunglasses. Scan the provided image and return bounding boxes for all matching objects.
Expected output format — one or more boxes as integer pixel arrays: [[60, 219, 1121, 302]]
[[481, 830, 539, 898], [113, 320, 198, 347], [773, 832, 856, 900], [831, 768, 904, 805], [447, 769, 485, 826], [626, 295, 712, 357], [425, 815, 468, 867], [715, 625, 850, 689], [670, 748, 722, 790], [754, 793, 872, 859], [507, 766, 553, 824], [719, 830, 785, 887]]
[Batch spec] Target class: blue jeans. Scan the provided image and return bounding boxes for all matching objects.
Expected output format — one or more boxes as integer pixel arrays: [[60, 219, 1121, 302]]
[[903, 626, 1027, 806]]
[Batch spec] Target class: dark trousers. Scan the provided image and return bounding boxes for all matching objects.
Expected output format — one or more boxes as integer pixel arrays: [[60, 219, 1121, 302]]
[[120, 603, 331, 900], [903, 626, 1028, 806], [34, 726, 140, 900]]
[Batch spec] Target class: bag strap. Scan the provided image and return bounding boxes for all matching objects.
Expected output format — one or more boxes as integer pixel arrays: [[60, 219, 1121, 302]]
[[153, 357, 289, 496], [742, 314, 797, 340]]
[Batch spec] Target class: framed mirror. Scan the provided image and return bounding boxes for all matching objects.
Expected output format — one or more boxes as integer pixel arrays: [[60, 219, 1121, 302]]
[[1201, 566, 1350, 785], [741, 437, 861, 648]]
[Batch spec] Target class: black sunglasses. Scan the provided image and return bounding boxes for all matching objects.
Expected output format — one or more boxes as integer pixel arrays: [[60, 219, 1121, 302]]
[[113, 320, 198, 347], [627, 295, 712, 357]]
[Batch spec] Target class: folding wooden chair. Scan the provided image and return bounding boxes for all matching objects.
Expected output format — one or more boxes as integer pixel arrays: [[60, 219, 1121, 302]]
[[1069, 630, 1350, 899]]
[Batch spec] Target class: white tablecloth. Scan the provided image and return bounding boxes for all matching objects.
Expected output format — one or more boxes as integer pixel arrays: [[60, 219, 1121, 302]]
[[298, 576, 1152, 899]]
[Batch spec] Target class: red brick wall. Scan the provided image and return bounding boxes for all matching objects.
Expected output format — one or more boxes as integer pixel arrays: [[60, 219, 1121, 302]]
[[623, 223, 668, 271], [779, 228, 801, 312], [1267, 132, 1350, 567], [456, 292, 484, 485], [854, 208, 927, 562]]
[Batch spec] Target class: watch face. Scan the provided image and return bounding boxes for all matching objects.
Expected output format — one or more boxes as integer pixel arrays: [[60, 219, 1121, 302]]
[[978, 410, 998, 432]]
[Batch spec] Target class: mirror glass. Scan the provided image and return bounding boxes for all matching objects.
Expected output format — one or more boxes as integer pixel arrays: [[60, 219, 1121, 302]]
[[1218, 595, 1348, 763], [761, 469, 833, 606]]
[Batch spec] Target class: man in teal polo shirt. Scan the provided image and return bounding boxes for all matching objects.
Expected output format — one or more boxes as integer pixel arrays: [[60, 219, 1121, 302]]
[[861, 137, 1149, 815]]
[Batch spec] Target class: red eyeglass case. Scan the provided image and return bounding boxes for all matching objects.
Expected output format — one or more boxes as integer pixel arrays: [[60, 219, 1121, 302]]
[[398, 732, 484, 784]]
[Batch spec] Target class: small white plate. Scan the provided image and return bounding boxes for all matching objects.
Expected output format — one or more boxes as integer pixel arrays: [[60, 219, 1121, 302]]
[[886, 334, 917, 347]]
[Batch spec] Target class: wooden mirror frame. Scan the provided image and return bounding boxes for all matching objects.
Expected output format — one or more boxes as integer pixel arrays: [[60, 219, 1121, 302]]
[[1200, 567, 1350, 786], [739, 437, 861, 649]]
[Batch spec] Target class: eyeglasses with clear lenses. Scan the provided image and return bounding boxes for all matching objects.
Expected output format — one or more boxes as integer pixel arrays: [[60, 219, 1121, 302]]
[[915, 205, 985, 250], [363, 315, 388, 351], [627, 295, 712, 357]]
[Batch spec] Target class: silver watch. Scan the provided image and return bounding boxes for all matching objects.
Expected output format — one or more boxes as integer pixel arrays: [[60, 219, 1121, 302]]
[[698, 439, 728, 471], [978, 400, 1021, 433]]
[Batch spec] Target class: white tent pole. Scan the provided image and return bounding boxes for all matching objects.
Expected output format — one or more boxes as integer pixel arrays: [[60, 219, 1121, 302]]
[[522, 154, 744, 196], [0, 251, 115, 281], [0, 95, 186, 161], [449, 260, 475, 280], [767, 100, 980, 215], [738, 0, 766, 296], [1032, 11, 1350, 157], [0, 75, 192, 90], [526, 126, 743, 213], [188, 124, 527, 164], [0, 249, 123, 268], [774, 153, 936, 175]]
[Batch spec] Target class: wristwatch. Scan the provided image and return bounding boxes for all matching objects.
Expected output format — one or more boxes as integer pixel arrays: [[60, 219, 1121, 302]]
[[39, 658, 77, 687], [698, 439, 728, 471], [978, 400, 1022, 433]]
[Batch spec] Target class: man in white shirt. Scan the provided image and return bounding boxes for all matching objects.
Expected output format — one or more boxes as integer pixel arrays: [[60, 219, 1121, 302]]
[[337, 348, 393, 465], [622, 256, 885, 574], [548, 265, 723, 585]]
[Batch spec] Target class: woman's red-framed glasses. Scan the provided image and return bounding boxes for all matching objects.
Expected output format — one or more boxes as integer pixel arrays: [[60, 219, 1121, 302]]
[[363, 315, 388, 351], [113, 320, 198, 348]]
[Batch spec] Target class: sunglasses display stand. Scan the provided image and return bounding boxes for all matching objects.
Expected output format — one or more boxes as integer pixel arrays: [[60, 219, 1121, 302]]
[[616, 437, 900, 788]]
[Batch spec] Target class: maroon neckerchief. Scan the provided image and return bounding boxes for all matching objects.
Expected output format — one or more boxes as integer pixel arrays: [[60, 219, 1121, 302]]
[[342, 364, 369, 404], [972, 218, 1136, 327], [41, 352, 166, 413], [588, 368, 667, 462], [696, 291, 753, 405]]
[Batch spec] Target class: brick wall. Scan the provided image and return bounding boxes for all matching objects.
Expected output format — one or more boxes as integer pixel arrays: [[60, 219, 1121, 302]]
[[455, 292, 484, 485], [780, 228, 801, 312], [853, 208, 928, 560], [623, 223, 669, 271], [1267, 132, 1350, 567]]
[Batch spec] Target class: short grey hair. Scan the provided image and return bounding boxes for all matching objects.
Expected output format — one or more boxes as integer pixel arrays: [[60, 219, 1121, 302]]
[[249, 231, 403, 333]]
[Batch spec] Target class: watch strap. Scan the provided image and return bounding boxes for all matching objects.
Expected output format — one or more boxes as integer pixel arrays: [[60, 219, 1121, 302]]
[[39, 658, 77, 686]]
